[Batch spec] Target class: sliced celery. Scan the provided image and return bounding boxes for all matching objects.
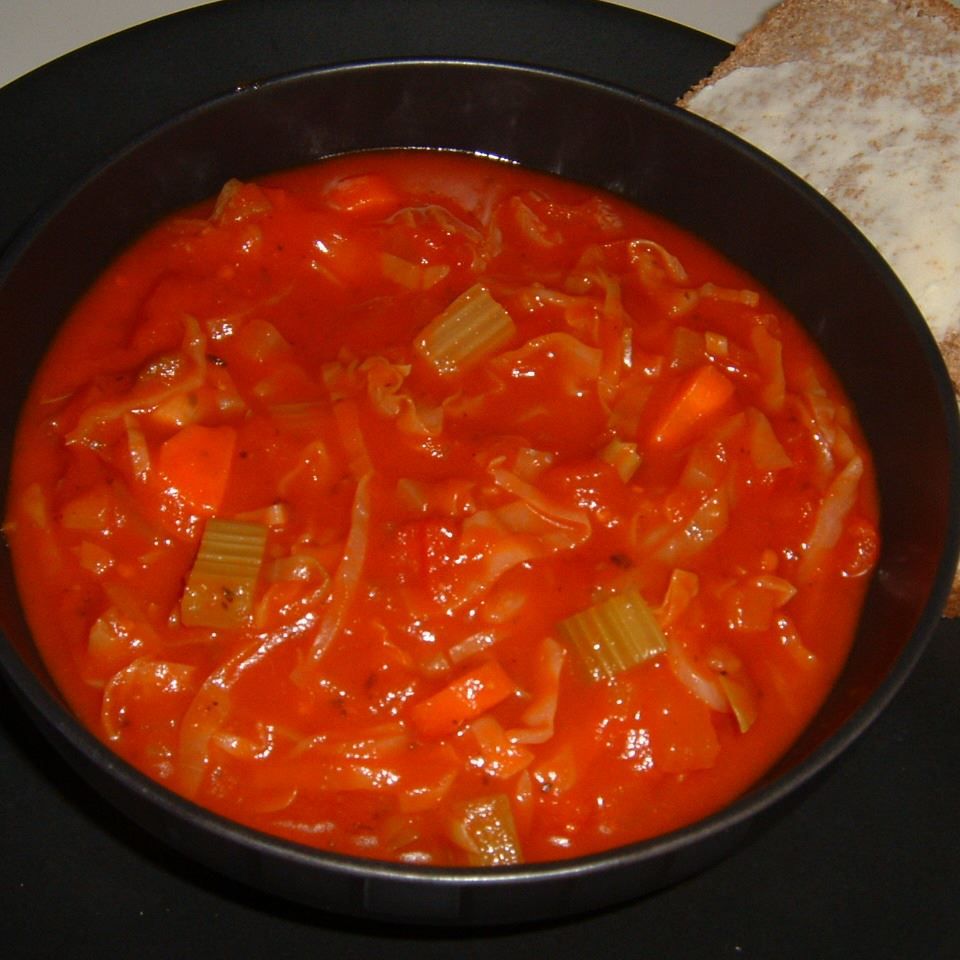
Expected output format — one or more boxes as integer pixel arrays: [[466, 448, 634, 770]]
[[450, 793, 523, 866], [414, 283, 515, 376], [556, 587, 667, 683], [181, 518, 267, 629]]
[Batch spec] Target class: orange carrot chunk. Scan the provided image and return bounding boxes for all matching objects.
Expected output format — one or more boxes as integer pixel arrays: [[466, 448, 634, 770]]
[[156, 424, 237, 513], [410, 660, 516, 739], [649, 363, 734, 449]]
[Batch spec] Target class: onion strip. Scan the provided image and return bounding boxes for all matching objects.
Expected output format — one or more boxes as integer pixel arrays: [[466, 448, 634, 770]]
[[309, 473, 373, 660]]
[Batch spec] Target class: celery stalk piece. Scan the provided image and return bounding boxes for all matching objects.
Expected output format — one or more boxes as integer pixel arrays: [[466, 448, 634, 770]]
[[414, 283, 515, 376], [450, 794, 523, 866], [181, 518, 268, 629], [556, 586, 667, 683]]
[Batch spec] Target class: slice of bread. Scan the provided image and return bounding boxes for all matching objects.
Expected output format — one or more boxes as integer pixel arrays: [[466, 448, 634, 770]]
[[680, 0, 960, 616]]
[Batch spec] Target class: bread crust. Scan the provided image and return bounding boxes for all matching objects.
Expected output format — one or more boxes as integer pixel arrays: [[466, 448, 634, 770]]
[[679, 0, 960, 103], [680, 0, 960, 616]]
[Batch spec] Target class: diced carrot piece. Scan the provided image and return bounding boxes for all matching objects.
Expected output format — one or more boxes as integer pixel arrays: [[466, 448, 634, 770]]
[[650, 363, 734, 449], [156, 424, 236, 513], [409, 660, 516, 739], [325, 173, 400, 216]]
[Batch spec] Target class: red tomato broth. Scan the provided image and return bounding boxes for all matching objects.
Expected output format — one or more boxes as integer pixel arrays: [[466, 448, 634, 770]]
[[5, 150, 878, 866]]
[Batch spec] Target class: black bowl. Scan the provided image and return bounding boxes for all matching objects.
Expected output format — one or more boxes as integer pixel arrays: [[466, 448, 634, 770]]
[[1, 59, 957, 926]]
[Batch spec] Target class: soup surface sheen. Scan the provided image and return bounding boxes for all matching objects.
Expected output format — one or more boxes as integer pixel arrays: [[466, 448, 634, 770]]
[[6, 151, 878, 866]]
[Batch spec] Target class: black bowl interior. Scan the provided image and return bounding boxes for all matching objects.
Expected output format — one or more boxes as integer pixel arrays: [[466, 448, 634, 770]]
[[1, 60, 957, 926]]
